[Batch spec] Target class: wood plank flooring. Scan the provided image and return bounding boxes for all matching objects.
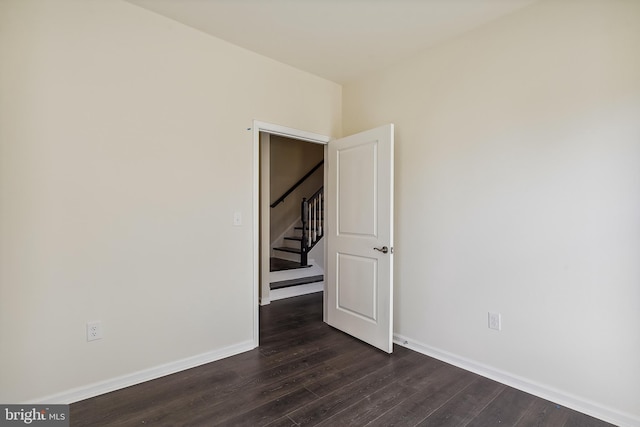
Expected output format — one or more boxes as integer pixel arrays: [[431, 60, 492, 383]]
[[70, 293, 614, 426]]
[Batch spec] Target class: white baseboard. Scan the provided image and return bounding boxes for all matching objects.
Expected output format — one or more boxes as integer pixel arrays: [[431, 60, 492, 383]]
[[393, 334, 638, 427], [28, 340, 256, 405], [270, 282, 324, 301]]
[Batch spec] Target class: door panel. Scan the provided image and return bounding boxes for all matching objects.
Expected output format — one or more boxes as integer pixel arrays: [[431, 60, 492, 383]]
[[338, 142, 377, 236], [337, 253, 377, 321], [327, 124, 394, 353]]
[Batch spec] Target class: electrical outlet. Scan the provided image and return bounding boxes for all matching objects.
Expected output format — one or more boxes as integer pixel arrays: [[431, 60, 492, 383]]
[[87, 321, 103, 341], [488, 312, 501, 331]]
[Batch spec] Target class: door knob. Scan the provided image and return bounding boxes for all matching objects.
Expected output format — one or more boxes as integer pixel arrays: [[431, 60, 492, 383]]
[[373, 246, 389, 254]]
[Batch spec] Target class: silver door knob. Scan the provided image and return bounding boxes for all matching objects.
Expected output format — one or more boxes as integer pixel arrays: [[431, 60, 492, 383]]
[[373, 246, 389, 254]]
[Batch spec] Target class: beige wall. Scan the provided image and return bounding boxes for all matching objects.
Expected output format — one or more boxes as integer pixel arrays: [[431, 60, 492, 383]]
[[344, 0, 640, 423], [269, 136, 324, 244], [0, 0, 340, 402]]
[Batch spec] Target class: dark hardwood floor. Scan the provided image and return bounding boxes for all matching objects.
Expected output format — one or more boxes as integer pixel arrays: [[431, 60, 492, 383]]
[[71, 293, 614, 426]]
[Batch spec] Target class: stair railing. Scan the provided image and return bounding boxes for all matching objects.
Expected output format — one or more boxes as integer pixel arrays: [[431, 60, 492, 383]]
[[300, 187, 323, 266], [271, 160, 324, 208]]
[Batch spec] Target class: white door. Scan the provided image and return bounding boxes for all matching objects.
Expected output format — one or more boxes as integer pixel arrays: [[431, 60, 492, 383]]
[[326, 124, 394, 353]]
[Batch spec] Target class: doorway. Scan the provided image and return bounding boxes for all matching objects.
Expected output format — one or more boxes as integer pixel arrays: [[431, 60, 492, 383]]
[[266, 134, 325, 301], [253, 121, 395, 353], [252, 121, 330, 347]]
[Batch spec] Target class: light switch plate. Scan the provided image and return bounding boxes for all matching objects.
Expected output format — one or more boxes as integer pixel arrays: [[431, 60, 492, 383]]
[[233, 212, 242, 226]]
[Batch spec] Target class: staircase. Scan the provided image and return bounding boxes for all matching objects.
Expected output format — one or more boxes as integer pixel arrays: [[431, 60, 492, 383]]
[[269, 256, 324, 300], [272, 187, 324, 267], [270, 187, 324, 300], [268, 159, 325, 300]]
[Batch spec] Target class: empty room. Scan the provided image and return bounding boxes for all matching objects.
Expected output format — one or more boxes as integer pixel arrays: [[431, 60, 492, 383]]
[[1, 0, 638, 426]]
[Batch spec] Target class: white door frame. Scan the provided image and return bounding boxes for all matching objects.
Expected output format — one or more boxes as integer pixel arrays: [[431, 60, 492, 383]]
[[252, 120, 330, 347]]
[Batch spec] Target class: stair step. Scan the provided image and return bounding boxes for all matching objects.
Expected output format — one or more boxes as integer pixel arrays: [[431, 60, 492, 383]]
[[271, 275, 324, 290], [273, 246, 302, 254], [270, 257, 311, 272], [284, 236, 302, 241]]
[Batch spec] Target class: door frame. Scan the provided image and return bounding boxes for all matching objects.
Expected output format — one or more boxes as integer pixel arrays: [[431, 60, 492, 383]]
[[252, 120, 330, 347]]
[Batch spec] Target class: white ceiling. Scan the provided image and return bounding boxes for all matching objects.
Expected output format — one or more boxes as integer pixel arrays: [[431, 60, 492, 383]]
[[127, 0, 537, 84]]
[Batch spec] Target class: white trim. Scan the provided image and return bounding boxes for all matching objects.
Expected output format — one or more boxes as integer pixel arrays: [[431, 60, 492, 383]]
[[323, 145, 329, 324], [253, 124, 260, 346], [393, 334, 639, 427], [270, 282, 324, 301], [253, 121, 331, 145], [259, 297, 271, 306], [27, 340, 255, 405], [252, 120, 330, 349], [260, 133, 272, 306]]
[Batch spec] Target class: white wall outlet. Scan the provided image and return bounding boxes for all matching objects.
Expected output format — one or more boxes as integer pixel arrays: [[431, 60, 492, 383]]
[[87, 321, 103, 341], [233, 211, 242, 226], [488, 312, 501, 331]]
